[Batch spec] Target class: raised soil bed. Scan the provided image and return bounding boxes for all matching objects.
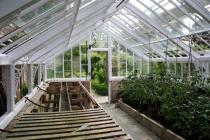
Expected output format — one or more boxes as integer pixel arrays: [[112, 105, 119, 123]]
[[118, 99, 185, 140]]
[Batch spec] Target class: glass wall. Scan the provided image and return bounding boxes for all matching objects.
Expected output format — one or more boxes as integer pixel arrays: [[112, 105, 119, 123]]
[[55, 55, 63, 78], [93, 32, 108, 48], [46, 42, 88, 79], [46, 61, 54, 79], [64, 49, 71, 78], [112, 40, 134, 77]]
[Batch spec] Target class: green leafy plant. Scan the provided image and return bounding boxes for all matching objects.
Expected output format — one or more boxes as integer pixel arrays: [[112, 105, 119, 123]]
[[121, 71, 210, 140]]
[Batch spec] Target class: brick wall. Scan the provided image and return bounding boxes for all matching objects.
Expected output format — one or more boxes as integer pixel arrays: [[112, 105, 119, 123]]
[[111, 80, 123, 103]]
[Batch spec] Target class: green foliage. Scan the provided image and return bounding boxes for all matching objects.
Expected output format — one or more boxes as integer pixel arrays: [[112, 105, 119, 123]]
[[122, 71, 210, 140], [92, 80, 108, 96], [22, 83, 28, 96], [91, 52, 108, 96]]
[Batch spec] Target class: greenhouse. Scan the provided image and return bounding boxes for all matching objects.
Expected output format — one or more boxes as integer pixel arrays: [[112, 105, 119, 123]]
[[0, 0, 210, 139]]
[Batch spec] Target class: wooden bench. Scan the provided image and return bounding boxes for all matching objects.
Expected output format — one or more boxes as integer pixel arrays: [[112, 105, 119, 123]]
[[6, 108, 132, 140]]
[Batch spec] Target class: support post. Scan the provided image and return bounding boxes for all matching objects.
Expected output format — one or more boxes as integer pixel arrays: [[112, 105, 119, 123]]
[[108, 33, 112, 104], [5, 65, 15, 112], [87, 32, 92, 91], [43, 64, 46, 81], [126, 48, 128, 76], [38, 64, 41, 85], [27, 64, 33, 94]]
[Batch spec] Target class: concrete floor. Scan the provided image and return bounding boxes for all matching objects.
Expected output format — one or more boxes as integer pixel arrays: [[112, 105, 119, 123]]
[[90, 90, 160, 140], [101, 103, 161, 140]]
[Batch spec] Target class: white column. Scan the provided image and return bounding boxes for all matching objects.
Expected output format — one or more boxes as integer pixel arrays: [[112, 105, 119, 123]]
[[108, 33, 112, 104], [87, 32, 92, 91], [27, 64, 33, 94], [79, 45, 81, 78], [62, 53, 65, 78], [54, 57, 56, 78], [71, 47, 73, 78], [133, 53, 135, 72], [38, 64, 41, 85], [43, 64, 46, 81], [125, 48, 128, 76], [5, 65, 15, 112]]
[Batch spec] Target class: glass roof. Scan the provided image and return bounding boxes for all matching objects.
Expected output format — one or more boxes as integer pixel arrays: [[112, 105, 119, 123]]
[[0, 0, 209, 63]]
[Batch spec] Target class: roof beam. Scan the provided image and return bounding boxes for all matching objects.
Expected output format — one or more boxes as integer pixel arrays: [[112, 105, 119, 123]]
[[103, 28, 149, 61], [7, 0, 115, 62], [0, 0, 74, 46], [0, 0, 33, 19], [183, 0, 210, 22], [28, 37, 67, 63], [28, 8, 109, 63], [33, 14, 107, 63], [110, 18, 166, 59], [65, 0, 81, 48], [26, 5, 109, 61], [126, 3, 200, 60]]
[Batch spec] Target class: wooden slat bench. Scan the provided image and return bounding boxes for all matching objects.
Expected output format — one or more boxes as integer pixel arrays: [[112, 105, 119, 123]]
[[6, 108, 132, 140]]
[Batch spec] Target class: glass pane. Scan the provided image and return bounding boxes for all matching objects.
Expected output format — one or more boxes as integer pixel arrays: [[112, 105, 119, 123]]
[[55, 54, 63, 78], [72, 46, 80, 77], [142, 59, 148, 74], [64, 60, 71, 78], [47, 69, 54, 79], [183, 63, 189, 79], [81, 64, 87, 77], [64, 49, 71, 60], [127, 50, 134, 75], [119, 45, 126, 76], [135, 56, 141, 74], [93, 32, 108, 48]]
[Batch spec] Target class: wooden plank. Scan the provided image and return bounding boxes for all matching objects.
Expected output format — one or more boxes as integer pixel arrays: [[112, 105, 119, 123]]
[[22, 110, 105, 118], [65, 132, 128, 140], [23, 108, 103, 115], [14, 117, 112, 128], [6, 127, 122, 140], [16, 115, 110, 125], [71, 98, 86, 104], [8, 124, 119, 137], [21, 112, 107, 121], [11, 120, 116, 132], [102, 135, 132, 140]]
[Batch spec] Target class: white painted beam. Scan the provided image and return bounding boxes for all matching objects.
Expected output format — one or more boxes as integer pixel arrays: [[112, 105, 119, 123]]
[[126, 3, 200, 60], [183, 0, 210, 22], [7, 0, 115, 62], [5, 65, 15, 112], [0, 0, 33, 19], [27, 64, 33, 93], [65, 0, 81, 48]]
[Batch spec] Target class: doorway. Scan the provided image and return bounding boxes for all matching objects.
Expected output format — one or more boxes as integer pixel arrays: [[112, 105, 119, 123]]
[[91, 51, 108, 103]]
